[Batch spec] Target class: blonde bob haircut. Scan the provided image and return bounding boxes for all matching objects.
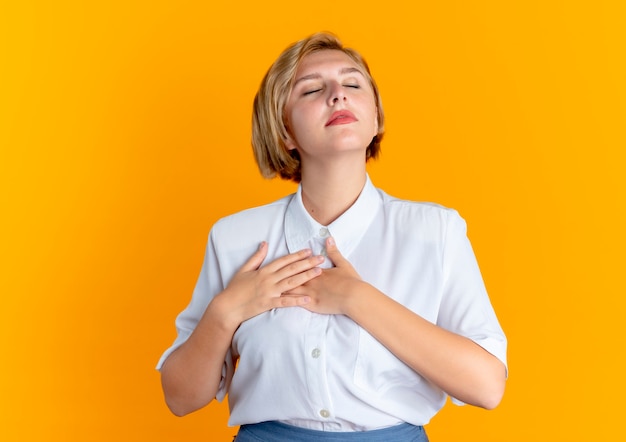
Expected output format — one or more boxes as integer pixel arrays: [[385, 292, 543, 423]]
[[252, 32, 385, 182]]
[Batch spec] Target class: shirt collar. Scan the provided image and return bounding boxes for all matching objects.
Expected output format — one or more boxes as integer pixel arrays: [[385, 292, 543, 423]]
[[284, 174, 382, 259]]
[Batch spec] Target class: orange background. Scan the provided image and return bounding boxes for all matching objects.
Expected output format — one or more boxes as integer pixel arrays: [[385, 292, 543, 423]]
[[2, 1, 625, 440]]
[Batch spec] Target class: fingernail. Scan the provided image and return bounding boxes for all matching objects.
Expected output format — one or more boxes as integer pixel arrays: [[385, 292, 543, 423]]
[[327, 237, 335, 247]]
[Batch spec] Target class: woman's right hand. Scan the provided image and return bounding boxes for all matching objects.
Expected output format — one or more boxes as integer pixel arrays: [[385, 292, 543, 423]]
[[216, 242, 324, 327], [160, 242, 323, 416]]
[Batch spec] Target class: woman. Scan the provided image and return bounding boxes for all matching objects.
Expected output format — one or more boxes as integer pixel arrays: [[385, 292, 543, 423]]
[[157, 32, 507, 441]]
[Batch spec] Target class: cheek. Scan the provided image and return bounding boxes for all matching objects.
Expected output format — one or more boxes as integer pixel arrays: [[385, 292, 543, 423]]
[[288, 114, 304, 139], [289, 104, 317, 132], [359, 95, 378, 134], [284, 109, 311, 147], [369, 105, 377, 131], [369, 105, 379, 135]]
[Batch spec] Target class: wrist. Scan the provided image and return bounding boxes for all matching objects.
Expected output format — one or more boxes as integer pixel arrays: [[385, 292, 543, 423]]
[[206, 291, 241, 334], [343, 279, 373, 317]]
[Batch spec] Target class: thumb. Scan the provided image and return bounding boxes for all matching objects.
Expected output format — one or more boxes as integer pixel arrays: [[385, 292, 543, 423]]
[[239, 241, 268, 273], [325, 237, 346, 266]]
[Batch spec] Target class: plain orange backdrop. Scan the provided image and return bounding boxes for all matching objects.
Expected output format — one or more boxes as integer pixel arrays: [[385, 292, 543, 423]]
[[1, 1, 625, 440]]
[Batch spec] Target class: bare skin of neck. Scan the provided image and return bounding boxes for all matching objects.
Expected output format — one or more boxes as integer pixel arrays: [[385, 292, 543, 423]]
[[299, 154, 367, 226]]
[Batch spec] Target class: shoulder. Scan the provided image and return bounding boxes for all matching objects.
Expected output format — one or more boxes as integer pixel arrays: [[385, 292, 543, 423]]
[[209, 194, 293, 240], [379, 188, 461, 224], [373, 188, 468, 244]]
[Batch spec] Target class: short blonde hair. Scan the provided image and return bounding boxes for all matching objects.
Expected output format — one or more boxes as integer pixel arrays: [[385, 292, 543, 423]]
[[252, 32, 385, 182]]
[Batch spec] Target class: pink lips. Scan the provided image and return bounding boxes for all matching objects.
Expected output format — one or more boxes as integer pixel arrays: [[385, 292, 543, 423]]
[[325, 110, 357, 126]]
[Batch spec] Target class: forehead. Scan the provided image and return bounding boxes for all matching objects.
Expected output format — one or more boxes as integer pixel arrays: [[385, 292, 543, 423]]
[[295, 49, 364, 77]]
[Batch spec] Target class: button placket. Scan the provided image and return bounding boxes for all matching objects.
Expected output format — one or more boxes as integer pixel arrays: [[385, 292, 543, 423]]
[[304, 314, 333, 421]]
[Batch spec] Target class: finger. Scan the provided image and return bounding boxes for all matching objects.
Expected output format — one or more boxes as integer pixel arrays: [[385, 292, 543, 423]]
[[276, 265, 322, 293], [238, 241, 269, 273], [282, 284, 310, 297], [269, 294, 310, 309], [271, 254, 324, 284], [325, 237, 347, 266], [262, 248, 314, 274]]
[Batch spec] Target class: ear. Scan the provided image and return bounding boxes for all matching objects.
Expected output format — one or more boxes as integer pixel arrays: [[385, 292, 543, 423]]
[[373, 107, 379, 135], [284, 128, 298, 151]]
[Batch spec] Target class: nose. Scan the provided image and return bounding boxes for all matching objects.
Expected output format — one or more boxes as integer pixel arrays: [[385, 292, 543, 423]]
[[328, 83, 346, 105]]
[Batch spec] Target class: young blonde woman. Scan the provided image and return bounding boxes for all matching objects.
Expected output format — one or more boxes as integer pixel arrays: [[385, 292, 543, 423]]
[[157, 32, 507, 441]]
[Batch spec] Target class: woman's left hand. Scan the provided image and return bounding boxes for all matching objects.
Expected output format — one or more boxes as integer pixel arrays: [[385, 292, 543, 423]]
[[283, 237, 363, 315]]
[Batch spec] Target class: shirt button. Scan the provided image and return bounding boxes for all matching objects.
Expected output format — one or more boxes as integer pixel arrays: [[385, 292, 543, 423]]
[[320, 247, 327, 257], [319, 227, 329, 237], [319, 409, 330, 418], [311, 348, 321, 358]]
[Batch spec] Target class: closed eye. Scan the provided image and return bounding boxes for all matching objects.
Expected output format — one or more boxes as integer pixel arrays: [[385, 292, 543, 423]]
[[303, 89, 322, 96], [345, 84, 360, 89]]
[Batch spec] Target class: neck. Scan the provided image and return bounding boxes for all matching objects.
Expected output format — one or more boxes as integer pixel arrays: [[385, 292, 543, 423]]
[[300, 157, 367, 226]]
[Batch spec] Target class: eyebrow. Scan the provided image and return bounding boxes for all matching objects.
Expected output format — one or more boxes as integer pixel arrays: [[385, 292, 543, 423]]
[[293, 67, 365, 86]]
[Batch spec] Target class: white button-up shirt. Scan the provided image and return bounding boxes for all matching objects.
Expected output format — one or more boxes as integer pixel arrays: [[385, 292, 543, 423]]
[[157, 176, 507, 431]]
